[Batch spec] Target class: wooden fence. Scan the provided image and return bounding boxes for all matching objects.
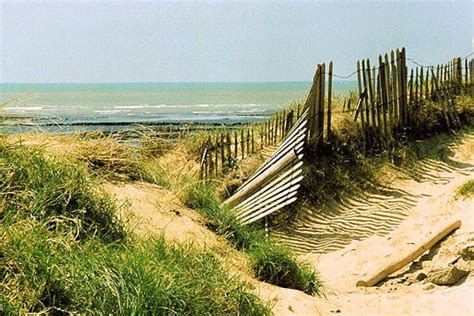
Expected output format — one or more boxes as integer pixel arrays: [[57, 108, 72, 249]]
[[223, 108, 308, 225], [201, 49, 474, 179], [200, 48, 472, 226], [199, 104, 303, 179], [304, 61, 335, 147], [354, 48, 472, 147]]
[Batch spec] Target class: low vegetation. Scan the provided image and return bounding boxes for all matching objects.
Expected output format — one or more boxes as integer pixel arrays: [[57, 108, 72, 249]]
[[0, 143, 125, 242], [1, 223, 267, 314], [0, 140, 269, 314], [184, 182, 322, 295], [455, 179, 474, 198]]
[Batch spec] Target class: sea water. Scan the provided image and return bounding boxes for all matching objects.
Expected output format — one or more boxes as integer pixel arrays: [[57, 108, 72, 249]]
[[0, 81, 356, 133]]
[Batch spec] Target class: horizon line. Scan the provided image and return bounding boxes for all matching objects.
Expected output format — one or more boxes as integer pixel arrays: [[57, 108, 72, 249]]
[[0, 79, 357, 85]]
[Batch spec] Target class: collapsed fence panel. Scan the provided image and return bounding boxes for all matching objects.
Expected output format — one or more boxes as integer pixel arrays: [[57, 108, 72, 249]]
[[223, 108, 309, 225]]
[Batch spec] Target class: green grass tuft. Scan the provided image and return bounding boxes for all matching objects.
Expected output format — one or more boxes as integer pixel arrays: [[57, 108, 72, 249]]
[[182, 181, 322, 295], [0, 144, 125, 242], [455, 179, 474, 198], [0, 221, 269, 314], [249, 241, 321, 296]]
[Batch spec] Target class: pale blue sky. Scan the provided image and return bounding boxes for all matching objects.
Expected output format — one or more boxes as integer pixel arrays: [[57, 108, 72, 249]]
[[1, 0, 472, 83]]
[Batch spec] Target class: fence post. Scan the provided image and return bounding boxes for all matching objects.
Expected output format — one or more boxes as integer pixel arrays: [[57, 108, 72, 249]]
[[246, 129, 250, 156], [309, 64, 321, 145], [327, 61, 333, 141], [356, 60, 367, 146], [264, 122, 268, 146], [420, 66, 424, 101], [425, 68, 430, 100], [233, 130, 237, 158], [362, 60, 372, 131], [390, 50, 399, 126], [431, 66, 436, 99], [199, 145, 206, 179], [220, 133, 225, 170], [379, 56, 389, 139], [215, 134, 219, 176], [431, 67, 451, 130], [224, 132, 230, 162], [318, 63, 326, 146], [251, 128, 255, 153], [464, 58, 468, 87], [384, 53, 394, 129], [208, 138, 214, 178], [415, 67, 419, 106], [240, 129, 244, 158], [281, 110, 286, 137], [454, 57, 462, 92], [362, 59, 377, 131], [470, 59, 474, 95], [208, 150, 213, 179], [397, 48, 407, 127], [362, 60, 373, 143], [275, 114, 279, 142]]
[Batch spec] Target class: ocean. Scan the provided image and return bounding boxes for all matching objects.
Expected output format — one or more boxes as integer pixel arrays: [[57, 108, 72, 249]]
[[1, 81, 356, 133]]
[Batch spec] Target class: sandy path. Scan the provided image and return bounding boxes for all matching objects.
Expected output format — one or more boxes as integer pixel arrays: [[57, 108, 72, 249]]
[[286, 130, 474, 315], [272, 149, 473, 255]]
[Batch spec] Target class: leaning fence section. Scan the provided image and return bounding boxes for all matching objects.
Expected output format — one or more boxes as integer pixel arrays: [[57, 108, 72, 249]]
[[222, 109, 309, 225]]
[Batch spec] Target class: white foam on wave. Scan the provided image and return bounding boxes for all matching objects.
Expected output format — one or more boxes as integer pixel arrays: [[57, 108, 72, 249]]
[[239, 109, 260, 113], [5, 106, 44, 111], [113, 103, 268, 110], [94, 110, 123, 114], [114, 104, 166, 109]]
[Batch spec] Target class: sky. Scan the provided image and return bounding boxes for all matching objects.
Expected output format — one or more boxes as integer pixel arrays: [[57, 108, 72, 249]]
[[0, 0, 472, 83]]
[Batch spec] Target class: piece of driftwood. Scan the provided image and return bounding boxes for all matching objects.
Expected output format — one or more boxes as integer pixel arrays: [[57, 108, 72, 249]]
[[356, 218, 461, 287]]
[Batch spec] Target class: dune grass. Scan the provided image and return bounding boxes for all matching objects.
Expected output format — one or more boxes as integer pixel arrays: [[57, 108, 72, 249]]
[[183, 181, 322, 295], [1, 221, 268, 315], [0, 142, 125, 242], [455, 179, 474, 198], [0, 140, 270, 314]]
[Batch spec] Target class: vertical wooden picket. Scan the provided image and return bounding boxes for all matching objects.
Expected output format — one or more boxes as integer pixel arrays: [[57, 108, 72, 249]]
[[327, 61, 333, 141]]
